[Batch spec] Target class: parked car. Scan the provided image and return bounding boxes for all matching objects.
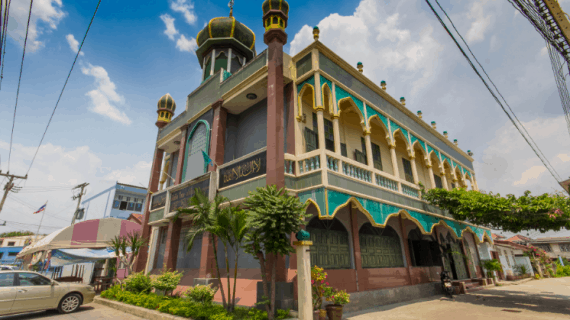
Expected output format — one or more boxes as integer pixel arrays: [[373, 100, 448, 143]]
[[0, 271, 96, 316], [0, 266, 18, 271]]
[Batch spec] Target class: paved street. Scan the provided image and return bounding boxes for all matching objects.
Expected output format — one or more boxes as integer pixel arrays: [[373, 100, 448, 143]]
[[345, 278, 570, 320], [0, 302, 147, 320]]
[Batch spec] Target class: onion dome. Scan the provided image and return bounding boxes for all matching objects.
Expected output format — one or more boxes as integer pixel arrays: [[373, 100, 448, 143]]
[[195, 16, 256, 67], [156, 93, 176, 128], [262, 0, 289, 17]]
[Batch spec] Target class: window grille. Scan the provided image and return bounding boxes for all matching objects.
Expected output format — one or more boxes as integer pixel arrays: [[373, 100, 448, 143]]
[[359, 223, 404, 268], [434, 175, 443, 189], [307, 218, 351, 269], [354, 150, 367, 165], [534, 244, 552, 252], [560, 243, 570, 252], [304, 127, 318, 152], [340, 143, 347, 157], [324, 118, 335, 152], [371, 143, 383, 171]]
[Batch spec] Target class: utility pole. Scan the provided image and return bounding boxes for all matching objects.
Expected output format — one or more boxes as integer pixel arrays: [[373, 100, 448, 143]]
[[71, 183, 89, 225], [0, 171, 27, 215]]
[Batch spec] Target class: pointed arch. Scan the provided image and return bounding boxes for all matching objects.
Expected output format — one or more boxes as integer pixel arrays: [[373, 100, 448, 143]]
[[297, 83, 315, 119], [321, 83, 333, 115], [460, 226, 482, 244], [182, 120, 211, 182], [337, 97, 366, 129], [412, 140, 428, 163], [305, 198, 323, 218], [393, 128, 410, 150], [368, 115, 390, 141], [430, 220, 461, 239]]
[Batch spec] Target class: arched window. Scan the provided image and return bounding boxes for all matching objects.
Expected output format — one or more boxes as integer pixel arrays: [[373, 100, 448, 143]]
[[230, 52, 242, 73], [203, 56, 212, 81], [408, 228, 442, 267], [359, 223, 404, 268], [307, 217, 351, 269], [182, 121, 210, 182]]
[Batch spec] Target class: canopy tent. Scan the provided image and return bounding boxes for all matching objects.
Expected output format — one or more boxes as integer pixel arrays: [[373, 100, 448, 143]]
[[50, 247, 132, 267], [18, 217, 141, 258]]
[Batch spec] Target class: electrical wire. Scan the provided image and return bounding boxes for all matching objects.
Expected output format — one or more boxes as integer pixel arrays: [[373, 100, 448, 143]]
[[24, 0, 101, 177], [547, 40, 570, 136], [0, 0, 12, 91], [7, 0, 33, 173], [425, 0, 563, 187]]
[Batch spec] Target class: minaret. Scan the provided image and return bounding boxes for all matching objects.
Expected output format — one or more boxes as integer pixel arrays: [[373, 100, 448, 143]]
[[155, 93, 176, 129], [263, 0, 289, 188]]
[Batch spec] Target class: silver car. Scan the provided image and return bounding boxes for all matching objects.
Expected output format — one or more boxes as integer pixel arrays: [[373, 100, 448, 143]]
[[0, 271, 96, 316]]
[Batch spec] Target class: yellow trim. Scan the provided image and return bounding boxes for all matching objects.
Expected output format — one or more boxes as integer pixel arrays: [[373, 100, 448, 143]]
[[196, 29, 202, 46], [240, 23, 256, 50], [269, 0, 272, 10], [336, 97, 366, 130], [392, 128, 410, 149], [293, 240, 313, 246], [321, 83, 333, 114], [230, 17, 236, 37], [297, 83, 315, 117], [279, 0, 282, 11], [304, 198, 322, 218], [315, 105, 325, 112]]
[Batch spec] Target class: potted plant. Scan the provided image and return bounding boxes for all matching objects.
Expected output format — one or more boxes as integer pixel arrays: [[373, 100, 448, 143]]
[[311, 266, 329, 320], [325, 289, 350, 320]]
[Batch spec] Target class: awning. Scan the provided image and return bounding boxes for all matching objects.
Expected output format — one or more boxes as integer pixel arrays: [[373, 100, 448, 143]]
[[18, 217, 141, 257], [50, 247, 132, 267]]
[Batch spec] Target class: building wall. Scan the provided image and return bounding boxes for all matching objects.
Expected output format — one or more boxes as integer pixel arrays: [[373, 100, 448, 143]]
[[0, 246, 24, 263], [496, 245, 517, 277], [224, 98, 268, 163], [514, 256, 534, 276], [369, 129, 394, 175]]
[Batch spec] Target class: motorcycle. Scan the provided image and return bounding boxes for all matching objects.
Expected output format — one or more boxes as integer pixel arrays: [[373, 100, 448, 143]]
[[440, 270, 454, 298]]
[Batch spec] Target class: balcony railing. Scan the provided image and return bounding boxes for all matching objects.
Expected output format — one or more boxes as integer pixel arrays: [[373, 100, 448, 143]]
[[326, 155, 339, 172], [342, 161, 372, 183], [376, 174, 398, 191], [298, 154, 321, 174], [402, 184, 420, 198]]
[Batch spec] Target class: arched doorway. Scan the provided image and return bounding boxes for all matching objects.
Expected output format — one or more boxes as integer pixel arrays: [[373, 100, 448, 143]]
[[440, 233, 469, 280], [359, 223, 404, 268], [182, 120, 210, 182], [307, 217, 351, 269], [408, 228, 441, 267]]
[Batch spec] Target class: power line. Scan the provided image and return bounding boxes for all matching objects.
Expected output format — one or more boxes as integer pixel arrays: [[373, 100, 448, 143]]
[[25, 0, 101, 176], [425, 0, 563, 187], [7, 0, 33, 173], [0, 0, 12, 91]]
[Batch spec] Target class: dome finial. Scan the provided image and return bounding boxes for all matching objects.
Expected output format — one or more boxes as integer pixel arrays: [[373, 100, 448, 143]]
[[228, 0, 234, 17]]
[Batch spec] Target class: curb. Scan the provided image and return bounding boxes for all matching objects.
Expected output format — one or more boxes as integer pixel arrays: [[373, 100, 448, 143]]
[[94, 296, 190, 320], [496, 278, 533, 287]]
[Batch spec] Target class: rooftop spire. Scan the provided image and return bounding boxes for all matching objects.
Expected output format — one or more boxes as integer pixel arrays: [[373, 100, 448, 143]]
[[228, 0, 234, 17]]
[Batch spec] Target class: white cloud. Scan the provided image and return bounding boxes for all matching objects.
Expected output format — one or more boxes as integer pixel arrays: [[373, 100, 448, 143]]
[[8, 0, 66, 51], [514, 166, 546, 185], [465, 0, 493, 44], [0, 140, 150, 234], [160, 14, 179, 40], [170, 0, 196, 25], [81, 64, 131, 125], [557, 153, 570, 162], [65, 34, 84, 56], [541, 47, 548, 56], [176, 34, 197, 52]]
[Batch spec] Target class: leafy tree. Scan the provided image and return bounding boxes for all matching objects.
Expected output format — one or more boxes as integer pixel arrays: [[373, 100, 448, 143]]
[[243, 185, 310, 320], [0, 231, 34, 238], [175, 189, 248, 312], [420, 187, 570, 233], [107, 231, 147, 276]]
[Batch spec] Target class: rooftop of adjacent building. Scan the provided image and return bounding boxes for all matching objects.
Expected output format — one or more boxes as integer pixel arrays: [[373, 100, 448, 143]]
[[529, 237, 570, 243], [117, 182, 147, 191]]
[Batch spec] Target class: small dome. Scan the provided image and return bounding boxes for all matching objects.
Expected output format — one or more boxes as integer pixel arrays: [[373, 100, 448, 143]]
[[262, 0, 289, 16], [157, 93, 176, 112], [196, 17, 255, 51]]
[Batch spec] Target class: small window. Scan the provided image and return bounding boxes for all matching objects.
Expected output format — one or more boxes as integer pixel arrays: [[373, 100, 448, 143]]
[[324, 118, 334, 152], [8, 252, 17, 257], [127, 202, 135, 211], [135, 203, 143, 212], [371, 143, 383, 171], [451, 183, 456, 189], [266, 19, 269, 27], [341, 143, 348, 157], [112, 200, 120, 209], [7, 242, 15, 247], [17, 273, 52, 286], [119, 201, 128, 210], [116, 195, 124, 201], [312, 113, 318, 131], [160, 112, 164, 118], [304, 128, 318, 152], [434, 174, 443, 189], [279, 19, 284, 27], [272, 16, 278, 25], [402, 158, 414, 183], [0, 273, 15, 287], [126, 197, 131, 202]]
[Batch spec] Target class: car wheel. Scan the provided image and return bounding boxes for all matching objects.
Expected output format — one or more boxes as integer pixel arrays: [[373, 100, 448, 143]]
[[57, 293, 82, 314]]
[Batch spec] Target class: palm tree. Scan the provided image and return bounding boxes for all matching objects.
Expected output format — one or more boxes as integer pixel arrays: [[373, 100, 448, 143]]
[[107, 231, 147, 285]]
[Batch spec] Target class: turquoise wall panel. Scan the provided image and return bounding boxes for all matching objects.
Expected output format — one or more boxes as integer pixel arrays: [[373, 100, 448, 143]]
[[335, 85, 365, 119], [390, 120, 409, 142], [298, 188, 327, 217], [297, 75, 315, 93], [410, 134, 425, 151], [366, 105, 389, 131], [441, 153, 451, 166], [427, 145, 440, 159]]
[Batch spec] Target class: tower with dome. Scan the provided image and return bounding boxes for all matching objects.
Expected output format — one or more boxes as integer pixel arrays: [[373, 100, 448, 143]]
[[141, 0, 492, 312]]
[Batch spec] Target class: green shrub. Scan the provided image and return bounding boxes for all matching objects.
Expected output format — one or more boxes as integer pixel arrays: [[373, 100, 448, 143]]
[[513, 264, 528, 276], [152, 270, 184, 295], [124, 272, 152, 294], [185, 284, 218, 304]]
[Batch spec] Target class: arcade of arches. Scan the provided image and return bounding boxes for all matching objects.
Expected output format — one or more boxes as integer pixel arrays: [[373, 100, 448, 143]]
[[295, 203, 486, 294]]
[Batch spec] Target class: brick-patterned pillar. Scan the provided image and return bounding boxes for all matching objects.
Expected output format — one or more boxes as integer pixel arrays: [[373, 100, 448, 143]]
[[350, 205, 362, 291], [163, 218, 182, 271], [461, 239, 474, 279], [175, 124, 189, 185], [210, 100, 227, 170], [199, 232, 216, 278], [399, 215, 414, 285], [134, 147, 164, 273]]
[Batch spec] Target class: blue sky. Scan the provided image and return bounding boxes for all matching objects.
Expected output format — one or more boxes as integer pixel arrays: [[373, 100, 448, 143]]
[[0, 0, 569, 239]]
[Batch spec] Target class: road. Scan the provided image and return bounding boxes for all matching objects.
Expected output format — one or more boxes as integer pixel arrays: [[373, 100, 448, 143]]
[[345, 277, 570, 320], [0, 303, 147, 320]]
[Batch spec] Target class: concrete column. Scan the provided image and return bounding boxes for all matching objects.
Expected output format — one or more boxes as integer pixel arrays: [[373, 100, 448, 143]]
[[472, 176, 479, 191], [316, 108, 326, 151], [210, 100, 227, 171], [332, 115, 341, 155], [398, 215, 414, 285], [175, 124, 189, 185], [410, 156, 419, 184], [134, 147, 164, 273], [441, 170, 449, 190], [163, 218, 182, 271], [145, 226, 159, 274], [389, 145, 402, 192], [265, 30, 287, 189], [427, 164, 436, 189], [227, 48, 232, 72], [294, 240, 313, 320], [364, 131, 373, 168], [350, 205, 362, 292]]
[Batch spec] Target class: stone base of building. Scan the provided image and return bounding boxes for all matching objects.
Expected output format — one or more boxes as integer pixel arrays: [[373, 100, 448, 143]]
[[322, 282, 443, 314], [255, 281, 295, 313]]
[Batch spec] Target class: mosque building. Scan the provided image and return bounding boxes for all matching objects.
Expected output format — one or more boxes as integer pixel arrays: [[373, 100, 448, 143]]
[[134, 0, 494, 311]]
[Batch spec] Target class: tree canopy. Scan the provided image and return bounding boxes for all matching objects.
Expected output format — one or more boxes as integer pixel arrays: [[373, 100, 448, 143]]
[[421, 187, 570, 233]]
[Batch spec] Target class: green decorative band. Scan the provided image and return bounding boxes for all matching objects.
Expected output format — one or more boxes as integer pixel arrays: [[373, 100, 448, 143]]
[[390, 120, 409, 142], [411, 134, 425, 151], [297, 75, 315, 93], [335, 85, 364, 119], [366, 105, 389, 132]]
